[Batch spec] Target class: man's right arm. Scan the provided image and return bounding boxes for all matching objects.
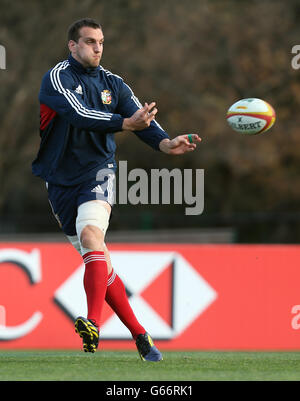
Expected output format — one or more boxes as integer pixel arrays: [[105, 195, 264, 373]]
[[39, 67, 124, 134]]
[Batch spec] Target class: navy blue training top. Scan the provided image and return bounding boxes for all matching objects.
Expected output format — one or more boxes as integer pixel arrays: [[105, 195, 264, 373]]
[[32, 54, 169, 186]]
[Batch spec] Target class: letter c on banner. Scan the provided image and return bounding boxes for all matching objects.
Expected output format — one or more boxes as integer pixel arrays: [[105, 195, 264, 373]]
[[0, 249, 43, 340]]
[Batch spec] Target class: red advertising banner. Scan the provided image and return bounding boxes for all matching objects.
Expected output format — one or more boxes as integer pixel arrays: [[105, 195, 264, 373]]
[[0, 243, 299, 350]]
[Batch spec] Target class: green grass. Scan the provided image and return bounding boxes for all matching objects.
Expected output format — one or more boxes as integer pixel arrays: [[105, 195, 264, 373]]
[[0, 350, 300, 381]]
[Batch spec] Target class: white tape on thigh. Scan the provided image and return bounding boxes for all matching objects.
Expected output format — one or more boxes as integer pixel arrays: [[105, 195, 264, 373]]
[[76, 201, 110, 241]]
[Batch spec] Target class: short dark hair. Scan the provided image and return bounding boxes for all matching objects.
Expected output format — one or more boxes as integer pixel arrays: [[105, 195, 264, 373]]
[[67, 18, 102, 42]]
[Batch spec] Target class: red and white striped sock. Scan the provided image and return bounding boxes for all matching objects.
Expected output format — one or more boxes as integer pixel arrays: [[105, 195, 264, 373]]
[[83, 251, 108, 327], [105, 269, 146, 339]]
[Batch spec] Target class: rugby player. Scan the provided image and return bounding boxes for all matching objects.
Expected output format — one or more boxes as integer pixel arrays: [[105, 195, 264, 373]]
[[32, 18, 201, 361]]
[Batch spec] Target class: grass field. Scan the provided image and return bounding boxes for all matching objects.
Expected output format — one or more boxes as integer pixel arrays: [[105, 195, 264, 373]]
[[0, 350, 300, 381]]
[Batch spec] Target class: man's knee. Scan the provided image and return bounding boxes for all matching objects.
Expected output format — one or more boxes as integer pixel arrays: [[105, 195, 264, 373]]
[[80, 224, 104, 251]]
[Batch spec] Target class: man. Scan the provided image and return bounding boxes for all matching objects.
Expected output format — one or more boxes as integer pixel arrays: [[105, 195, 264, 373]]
[[32, 18, 201, 361]]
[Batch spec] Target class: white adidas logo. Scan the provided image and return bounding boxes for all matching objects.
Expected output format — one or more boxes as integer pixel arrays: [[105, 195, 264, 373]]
[[91, 185, 104, 194], [75, 85, 83, 95]]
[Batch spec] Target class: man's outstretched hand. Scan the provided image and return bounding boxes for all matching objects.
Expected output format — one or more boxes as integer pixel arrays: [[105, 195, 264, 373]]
[[159, 134, 202, 155], [122, 102, 158, 131]]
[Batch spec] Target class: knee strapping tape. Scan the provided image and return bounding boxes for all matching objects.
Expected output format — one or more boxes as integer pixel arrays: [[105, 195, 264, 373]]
[[76, 201, 110, 240]]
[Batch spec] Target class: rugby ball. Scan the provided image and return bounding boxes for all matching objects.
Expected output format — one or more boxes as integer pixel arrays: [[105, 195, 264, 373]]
[[226, 98, 276, 135]]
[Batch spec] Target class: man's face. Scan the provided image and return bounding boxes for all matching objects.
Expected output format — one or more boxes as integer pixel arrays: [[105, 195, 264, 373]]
[[69, 26, 104, 68]]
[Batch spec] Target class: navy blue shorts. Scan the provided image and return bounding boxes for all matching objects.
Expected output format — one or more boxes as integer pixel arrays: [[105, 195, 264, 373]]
[[47, 175, 115, 236]]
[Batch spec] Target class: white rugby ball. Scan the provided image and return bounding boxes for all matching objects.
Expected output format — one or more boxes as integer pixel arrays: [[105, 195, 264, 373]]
[[226, 98, 276, 135]]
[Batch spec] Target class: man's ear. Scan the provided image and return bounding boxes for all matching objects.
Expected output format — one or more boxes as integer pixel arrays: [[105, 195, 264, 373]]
[[68, 40, 77, 53]]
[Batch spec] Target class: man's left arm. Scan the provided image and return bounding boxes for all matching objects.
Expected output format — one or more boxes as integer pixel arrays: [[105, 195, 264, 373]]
[[116, 79, 201, 154]]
